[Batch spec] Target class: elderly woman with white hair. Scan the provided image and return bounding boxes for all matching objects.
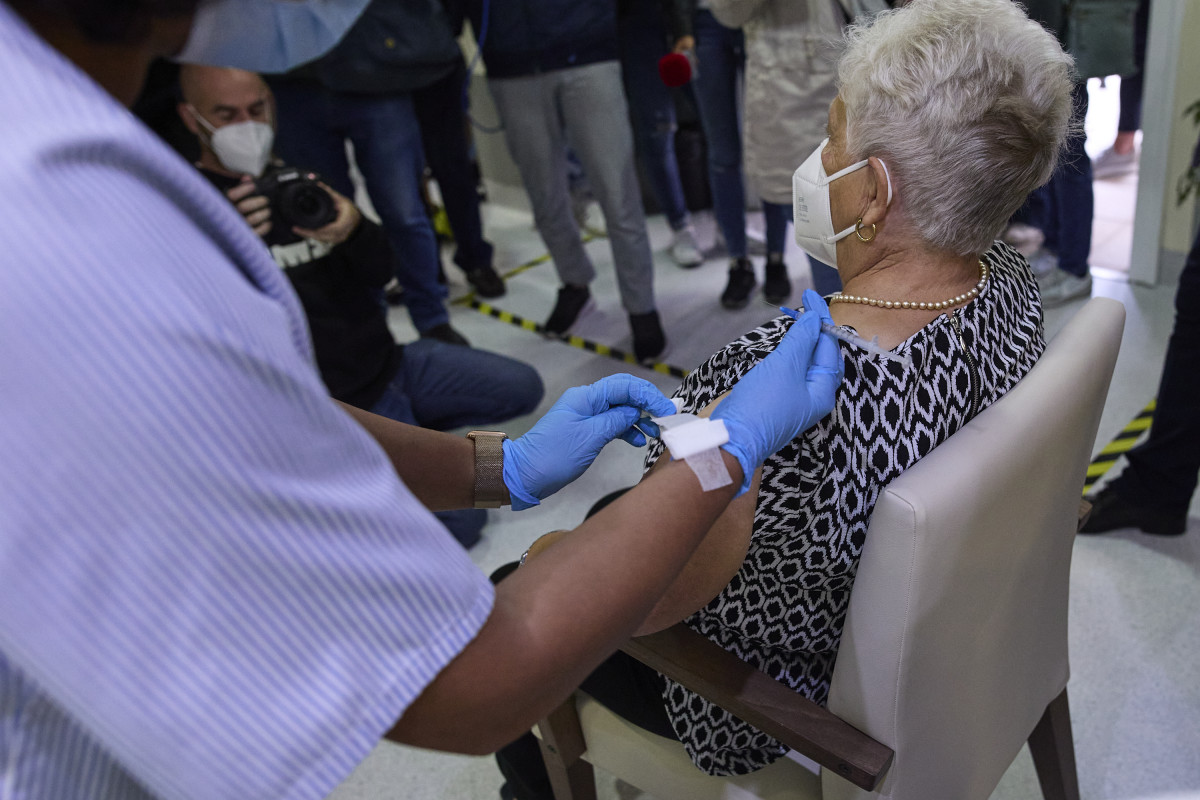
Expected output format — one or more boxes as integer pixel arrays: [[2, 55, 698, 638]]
[[496, 0, 1076, 793]]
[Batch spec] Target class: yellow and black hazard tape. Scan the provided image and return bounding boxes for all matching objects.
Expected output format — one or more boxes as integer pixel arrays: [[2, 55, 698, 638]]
[[465, 298, 689, 379], [449, 236, 687, 378], [1082, 399, 1154, 495]]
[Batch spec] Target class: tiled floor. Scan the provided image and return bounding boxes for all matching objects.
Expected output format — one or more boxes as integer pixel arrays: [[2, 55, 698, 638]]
[[328, 78, 1200, 800]]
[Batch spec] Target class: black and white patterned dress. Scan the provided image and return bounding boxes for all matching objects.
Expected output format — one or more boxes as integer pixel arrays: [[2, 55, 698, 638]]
[[645, 242, 1045, 775]]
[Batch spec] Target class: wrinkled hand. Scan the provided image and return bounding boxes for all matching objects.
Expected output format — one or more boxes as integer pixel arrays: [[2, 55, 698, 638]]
[[712, 289, 844, 493], [227, 177, 271, 238], [502, 374, 676, 510], [293, 181, 361, 245]]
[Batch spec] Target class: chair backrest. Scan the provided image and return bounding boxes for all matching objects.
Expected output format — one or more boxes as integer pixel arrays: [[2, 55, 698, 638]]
[[823, 298, 1125, 800]]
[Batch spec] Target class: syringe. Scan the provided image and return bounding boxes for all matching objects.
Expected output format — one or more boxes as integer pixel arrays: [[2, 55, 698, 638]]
[[779, 305, 914, 370]]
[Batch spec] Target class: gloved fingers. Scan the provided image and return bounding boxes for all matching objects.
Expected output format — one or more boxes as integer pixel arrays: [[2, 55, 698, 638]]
[[618, 427, 648, 447], [796, 290, 844, 381], [637, 418, 662, 439], [591, 405, 643, 446], [801, 289, 832, 324], [581, 374, 676, 417], [776, 308, 822, 372]]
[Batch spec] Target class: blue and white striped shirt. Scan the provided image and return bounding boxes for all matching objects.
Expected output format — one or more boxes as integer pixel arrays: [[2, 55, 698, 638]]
[[0, 5, 495, 798]]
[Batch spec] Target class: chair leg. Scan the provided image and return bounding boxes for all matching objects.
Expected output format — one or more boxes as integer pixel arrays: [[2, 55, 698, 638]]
[[537, 696, 598, 800], [1028, 688, 1081, 800]]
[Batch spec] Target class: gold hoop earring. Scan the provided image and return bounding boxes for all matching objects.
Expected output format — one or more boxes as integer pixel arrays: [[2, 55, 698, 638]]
[[855, 219, 876, 243]]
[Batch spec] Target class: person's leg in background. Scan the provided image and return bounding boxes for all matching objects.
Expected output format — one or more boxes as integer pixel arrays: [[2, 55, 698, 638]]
[[270, 81, 356, 197], [761, 199, 792, 304], [413, 58, 506, 298], [488, 72, 598, 337], [1035, 81, 1094, 308], [691, 9, 754, 309], [1082, 226, 1200, 536], [760, 201, 839, 301], [342, 92, 465, 342], [618, 3, 703, 269], [369, 340, 545, 548], [1093, 0, 1149, 179], [561, 61, 666, 363], [396, 338, 544, 431]]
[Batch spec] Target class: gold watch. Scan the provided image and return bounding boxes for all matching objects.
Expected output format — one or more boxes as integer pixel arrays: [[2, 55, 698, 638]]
[[466, 431, 509, 509]]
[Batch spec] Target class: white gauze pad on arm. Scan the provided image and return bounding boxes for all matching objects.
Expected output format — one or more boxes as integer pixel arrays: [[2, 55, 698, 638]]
[[652, 406, 734, 491]]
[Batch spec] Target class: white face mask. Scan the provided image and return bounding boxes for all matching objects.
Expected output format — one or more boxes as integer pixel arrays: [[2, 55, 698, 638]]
[[176, 0, 371, 74], [792, 138, 892, 268], [189, 106, 275, 177]]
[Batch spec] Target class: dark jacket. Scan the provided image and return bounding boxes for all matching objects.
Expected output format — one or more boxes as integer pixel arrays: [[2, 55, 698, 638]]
[[617, 0, 695, 41], [466, 0, 619, 79], [286, 0, 463, 94]]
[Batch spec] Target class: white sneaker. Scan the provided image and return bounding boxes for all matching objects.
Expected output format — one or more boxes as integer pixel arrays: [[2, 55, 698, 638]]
[[1092, 146, 1139, 180], [669, 226, 704, 268], [1040, 270, 1093, 308], [711, 228, 766, 257], [1028, 249, 1062, 287]]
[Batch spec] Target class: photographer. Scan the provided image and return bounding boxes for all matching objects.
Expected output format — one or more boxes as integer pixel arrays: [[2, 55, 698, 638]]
[[177, 64, 544, 547]]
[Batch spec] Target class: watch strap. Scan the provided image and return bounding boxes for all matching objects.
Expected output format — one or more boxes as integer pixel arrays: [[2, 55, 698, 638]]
[[466, 431, 508, 509]]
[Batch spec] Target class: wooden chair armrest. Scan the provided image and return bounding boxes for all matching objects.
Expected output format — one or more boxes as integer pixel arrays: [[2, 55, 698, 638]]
[[621, 624, 894, 791]]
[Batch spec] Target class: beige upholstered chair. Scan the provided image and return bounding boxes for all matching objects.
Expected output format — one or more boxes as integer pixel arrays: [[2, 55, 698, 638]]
[[537, 297, 1125, 800]]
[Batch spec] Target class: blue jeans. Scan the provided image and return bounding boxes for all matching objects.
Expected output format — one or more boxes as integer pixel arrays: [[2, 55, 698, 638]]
[[619, 4, 690, 231], [413, 59, 495, 275], [270, 82, 450, 332], [692, 9, 746, 258], [369, 339, 544, 548], [762, 200, 842, 296], [369, 339, 543, 431], [1019, 83, 1092, 278]]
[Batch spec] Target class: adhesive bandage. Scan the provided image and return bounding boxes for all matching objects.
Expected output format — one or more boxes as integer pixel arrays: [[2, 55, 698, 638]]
[[651, 410, 733, 491]]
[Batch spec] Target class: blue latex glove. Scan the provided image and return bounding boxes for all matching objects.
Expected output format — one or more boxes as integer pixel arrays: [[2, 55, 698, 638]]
[[502, 374, 677, 510], [712, 289, 844, 493]]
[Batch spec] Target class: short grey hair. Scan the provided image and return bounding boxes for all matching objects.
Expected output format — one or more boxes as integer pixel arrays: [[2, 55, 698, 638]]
[[837, 0, 1076, 256]]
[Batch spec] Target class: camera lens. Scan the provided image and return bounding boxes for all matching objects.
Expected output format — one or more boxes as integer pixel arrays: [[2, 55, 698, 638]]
[[279, 182, 337, 230]]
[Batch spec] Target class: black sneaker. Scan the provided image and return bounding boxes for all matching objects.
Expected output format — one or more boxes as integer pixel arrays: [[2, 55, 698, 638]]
[[1079, 485, 1187, 536], [543, 284, 592, 336], [630, 309, 666, 363], [763, 255, 792, 305], [720, 257, 756, 310], [465, 265, 506, 298], [420, 322, 469, 347]]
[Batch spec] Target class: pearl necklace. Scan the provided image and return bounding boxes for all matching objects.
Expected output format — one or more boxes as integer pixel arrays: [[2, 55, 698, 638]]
[[828, 259, 989, 311]]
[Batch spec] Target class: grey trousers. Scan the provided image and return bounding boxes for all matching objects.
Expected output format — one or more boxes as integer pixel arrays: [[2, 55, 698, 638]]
[[488, 61, 657, 315]]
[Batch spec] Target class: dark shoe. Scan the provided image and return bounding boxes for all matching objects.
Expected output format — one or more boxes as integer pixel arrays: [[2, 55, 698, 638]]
[[420, 322, 469, 347], [465, 265, 506, 298], [1079, 485, 1187, 536], [543, 284, 592, 336], [763, 255, 792, 305], [720, 257, 756, 310], [630, 309, 666, 363]]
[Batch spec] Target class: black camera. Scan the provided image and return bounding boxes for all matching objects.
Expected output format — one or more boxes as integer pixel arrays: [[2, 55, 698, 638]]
[[255, 166, 338, 230]]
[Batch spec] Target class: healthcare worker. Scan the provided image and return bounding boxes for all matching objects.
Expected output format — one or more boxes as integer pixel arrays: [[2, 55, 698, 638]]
[[0, 1, 843, 798]]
